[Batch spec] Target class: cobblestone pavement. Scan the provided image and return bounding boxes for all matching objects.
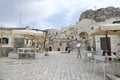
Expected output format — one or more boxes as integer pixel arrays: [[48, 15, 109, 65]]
[[0, 51, 103, 80]]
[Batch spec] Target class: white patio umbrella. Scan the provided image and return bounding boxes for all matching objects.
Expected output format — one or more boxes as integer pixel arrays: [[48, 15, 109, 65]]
[[91, 24, 120, 55]]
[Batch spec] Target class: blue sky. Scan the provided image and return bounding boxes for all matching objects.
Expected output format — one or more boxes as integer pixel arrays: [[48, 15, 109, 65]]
[[0, 0, 120, 30]]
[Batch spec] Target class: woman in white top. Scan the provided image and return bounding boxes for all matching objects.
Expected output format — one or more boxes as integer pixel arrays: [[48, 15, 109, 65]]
[[76, 42, 82, 59]]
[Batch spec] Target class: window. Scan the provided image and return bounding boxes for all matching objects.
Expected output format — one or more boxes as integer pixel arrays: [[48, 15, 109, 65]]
[[91, 26, 94, 30], [2, 37, 9, 44], [75, 38, 77, 41], [71, 36, 74, 39], [26, 39, 28, 44], [59, 43, 62, 46], [56, 32, 58, 35], [112, 21, 120, 24], [67, 42, 69, 46]]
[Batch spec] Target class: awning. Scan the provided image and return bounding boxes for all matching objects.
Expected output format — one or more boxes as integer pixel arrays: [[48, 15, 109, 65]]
[[91, 24, 120, 36], [12, 30, 44, 40]]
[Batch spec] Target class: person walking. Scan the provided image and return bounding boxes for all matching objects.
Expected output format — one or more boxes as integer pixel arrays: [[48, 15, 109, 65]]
[[76, 42, 82, 59]]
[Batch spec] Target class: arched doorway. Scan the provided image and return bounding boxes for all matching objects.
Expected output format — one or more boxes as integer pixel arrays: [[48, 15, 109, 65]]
[[49, 46, 52, 51], [65, 47, 69, 51], [79, 32, 89, 49], [79, 32, 88, 39], [58, 48, 60, 51]]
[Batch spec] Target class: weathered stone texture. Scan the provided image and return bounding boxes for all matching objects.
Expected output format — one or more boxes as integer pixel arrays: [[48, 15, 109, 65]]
[[79, 6, 120, 21]]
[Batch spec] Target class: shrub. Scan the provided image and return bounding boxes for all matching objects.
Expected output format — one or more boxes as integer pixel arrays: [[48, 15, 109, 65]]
[[117, 58, 120, 62], [87, 46, 91, 51]]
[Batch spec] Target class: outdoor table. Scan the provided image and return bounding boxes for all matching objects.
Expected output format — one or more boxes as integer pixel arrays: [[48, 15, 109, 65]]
[[106, 54, 116, 63]]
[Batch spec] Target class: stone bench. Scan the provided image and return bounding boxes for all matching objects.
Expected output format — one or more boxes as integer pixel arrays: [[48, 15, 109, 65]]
[[8, 52, 19, 59]]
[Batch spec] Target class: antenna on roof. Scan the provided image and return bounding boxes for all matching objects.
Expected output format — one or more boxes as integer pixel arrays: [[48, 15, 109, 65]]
[[94, 6, 97, 10], [19, 13, 22, 27]]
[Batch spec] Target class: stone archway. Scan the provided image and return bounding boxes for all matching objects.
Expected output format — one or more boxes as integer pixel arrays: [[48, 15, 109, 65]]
[[79, 32, 88, 39], [79, 32, 89, 49]]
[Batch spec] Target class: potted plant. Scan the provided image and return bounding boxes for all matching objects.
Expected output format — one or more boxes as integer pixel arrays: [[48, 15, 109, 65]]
[[87, 46, 91, 51], [117, 58, 120, 62]]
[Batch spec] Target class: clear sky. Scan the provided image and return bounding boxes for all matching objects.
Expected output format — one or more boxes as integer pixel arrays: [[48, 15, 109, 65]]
[[0, 0, 120, 30]]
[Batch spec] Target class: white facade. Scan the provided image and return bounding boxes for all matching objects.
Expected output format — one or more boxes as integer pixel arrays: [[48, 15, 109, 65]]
[[90, 18, 120, 53]]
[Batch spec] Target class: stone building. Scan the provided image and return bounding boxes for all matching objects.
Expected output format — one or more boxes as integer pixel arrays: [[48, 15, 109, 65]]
[[90, 17, 120, 53], [44, 16, 120, 53], [1, 18, 119, 55], [46, 27, 77, 52], [0, 26, 44, 57], [73, 19, 97, 49], [0, 26, 29, 57], [63, 17, 120, 53]]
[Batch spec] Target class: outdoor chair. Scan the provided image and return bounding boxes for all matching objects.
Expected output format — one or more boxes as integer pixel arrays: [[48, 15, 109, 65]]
[[93, 55, 106, 80], [87, 52, 92, 62], [25, 52, 35, 59], [96, 49, 103, 56]]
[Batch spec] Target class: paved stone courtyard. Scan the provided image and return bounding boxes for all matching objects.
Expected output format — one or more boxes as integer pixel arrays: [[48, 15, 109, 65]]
[[0, 50, 103, 80]]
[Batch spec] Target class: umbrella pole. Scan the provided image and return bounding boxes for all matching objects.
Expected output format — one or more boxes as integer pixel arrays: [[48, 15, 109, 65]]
[[105, 31, 111, 56]]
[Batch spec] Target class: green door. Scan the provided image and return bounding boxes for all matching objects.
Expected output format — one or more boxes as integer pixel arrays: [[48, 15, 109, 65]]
[[100, 37, 111, 51]]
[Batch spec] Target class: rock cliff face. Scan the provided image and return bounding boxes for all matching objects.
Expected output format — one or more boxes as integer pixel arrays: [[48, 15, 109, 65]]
[[79, 6, 120, 21]]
